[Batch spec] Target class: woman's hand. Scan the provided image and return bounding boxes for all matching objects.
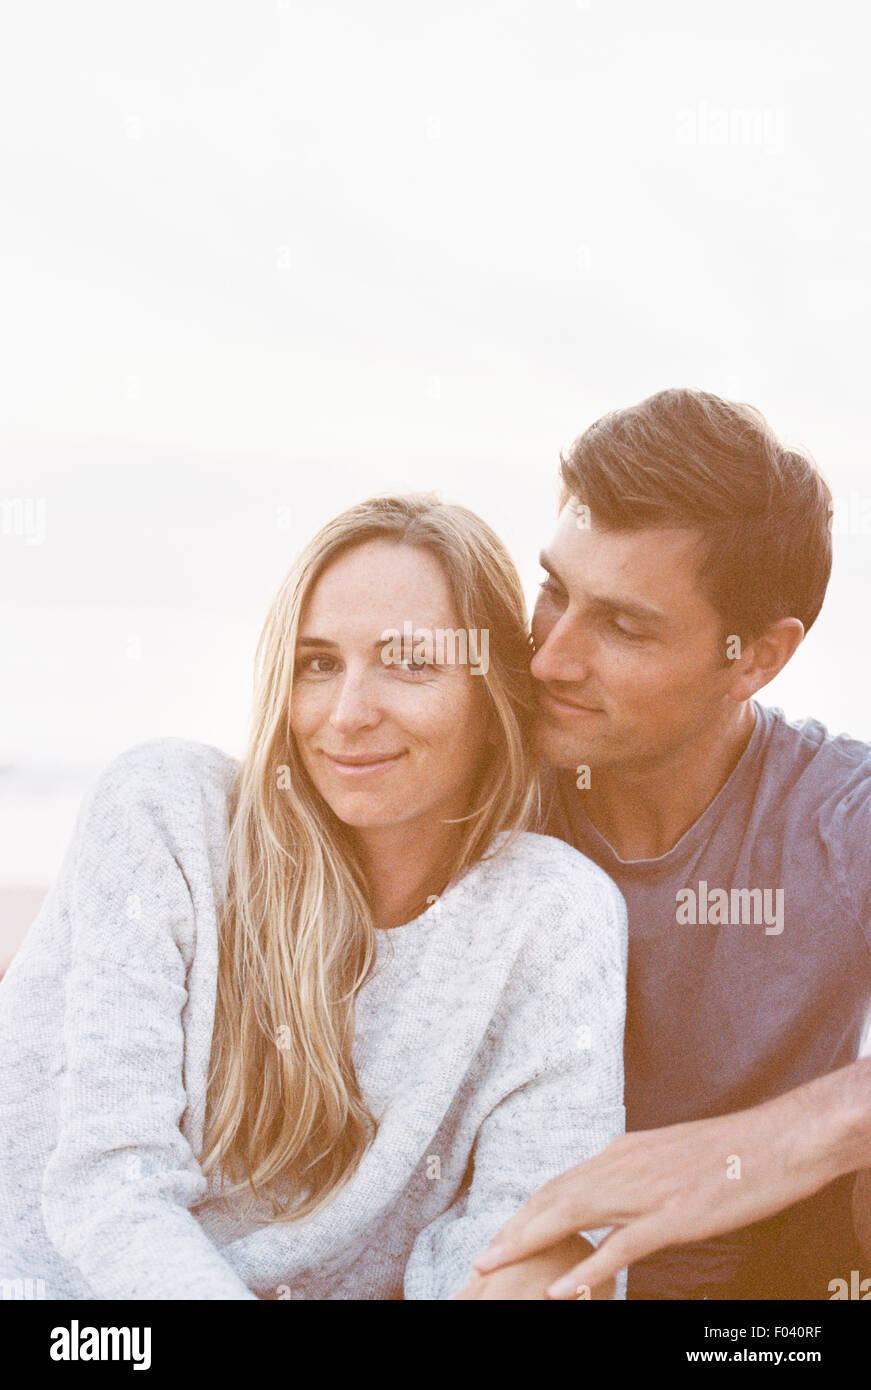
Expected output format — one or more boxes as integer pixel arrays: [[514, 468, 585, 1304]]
[[471, 1061, 871, 1299], [453, 1233, 614, 1299]]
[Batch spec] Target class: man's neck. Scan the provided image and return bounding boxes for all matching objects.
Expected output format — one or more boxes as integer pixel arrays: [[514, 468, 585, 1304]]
[[578, 701, 759, 861]]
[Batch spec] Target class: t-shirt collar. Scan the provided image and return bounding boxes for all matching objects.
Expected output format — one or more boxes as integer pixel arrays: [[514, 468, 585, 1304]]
[[551, 699, 771, 872]]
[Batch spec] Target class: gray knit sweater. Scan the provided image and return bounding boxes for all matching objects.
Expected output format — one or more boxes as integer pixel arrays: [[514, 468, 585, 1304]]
[[0, 738, 628, 1300]]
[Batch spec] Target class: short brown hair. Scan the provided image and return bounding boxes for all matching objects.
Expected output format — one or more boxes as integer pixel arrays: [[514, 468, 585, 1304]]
[[559, 388, 833, 643]]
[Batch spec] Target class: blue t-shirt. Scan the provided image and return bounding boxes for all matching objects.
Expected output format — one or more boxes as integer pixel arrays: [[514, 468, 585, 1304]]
[[543, 700, 871, 1299]]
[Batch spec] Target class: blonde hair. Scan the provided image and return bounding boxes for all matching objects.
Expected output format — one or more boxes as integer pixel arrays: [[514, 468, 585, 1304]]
[[199, 493, 539, 1222]]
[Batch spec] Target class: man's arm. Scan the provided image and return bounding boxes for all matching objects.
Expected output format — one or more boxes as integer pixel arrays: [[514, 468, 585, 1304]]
[[467, 1056, 871, 1299]]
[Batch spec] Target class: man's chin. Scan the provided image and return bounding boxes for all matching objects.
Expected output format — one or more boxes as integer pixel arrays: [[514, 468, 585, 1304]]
[[531, 716, 598, 770]]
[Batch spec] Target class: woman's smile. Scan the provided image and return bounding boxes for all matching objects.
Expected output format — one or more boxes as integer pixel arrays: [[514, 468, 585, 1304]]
[[319, 749, 407, 777]]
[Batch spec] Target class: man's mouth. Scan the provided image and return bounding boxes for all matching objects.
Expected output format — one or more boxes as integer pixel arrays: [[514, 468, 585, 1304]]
[[537, 687, 604, 719]]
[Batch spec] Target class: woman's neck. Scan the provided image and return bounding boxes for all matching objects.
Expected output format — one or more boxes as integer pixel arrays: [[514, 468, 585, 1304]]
[[352, 817, 467, 929]]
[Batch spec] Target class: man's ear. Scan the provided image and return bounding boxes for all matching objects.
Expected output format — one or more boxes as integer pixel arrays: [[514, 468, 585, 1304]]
[[726, 617, 805, 702]]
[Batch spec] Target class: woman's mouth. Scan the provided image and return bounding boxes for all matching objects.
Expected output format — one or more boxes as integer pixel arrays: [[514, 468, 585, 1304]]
[[320, 750, 407, 778]]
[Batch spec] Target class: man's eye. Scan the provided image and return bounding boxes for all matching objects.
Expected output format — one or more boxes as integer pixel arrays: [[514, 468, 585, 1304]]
[[609, 621, 644, 642], [398, 657, 432, 675]]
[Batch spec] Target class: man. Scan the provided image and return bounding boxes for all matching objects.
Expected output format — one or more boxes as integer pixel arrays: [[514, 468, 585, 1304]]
[[465, 387, 871, 1299]]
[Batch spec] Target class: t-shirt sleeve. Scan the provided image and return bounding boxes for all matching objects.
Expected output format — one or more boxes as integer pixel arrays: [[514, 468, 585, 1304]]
[[828, 773, 871, 954], [40, 748, 258, 1300], [402, 858, 628, 1300]]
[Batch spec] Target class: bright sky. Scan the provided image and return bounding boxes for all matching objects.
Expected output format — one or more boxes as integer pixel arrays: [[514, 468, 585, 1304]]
[[2, 0, 869, 883]]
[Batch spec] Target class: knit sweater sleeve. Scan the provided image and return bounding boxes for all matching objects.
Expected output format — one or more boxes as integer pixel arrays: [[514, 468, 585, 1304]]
[[402, 851, 628, 1300], [39, 747, 258, 1300]]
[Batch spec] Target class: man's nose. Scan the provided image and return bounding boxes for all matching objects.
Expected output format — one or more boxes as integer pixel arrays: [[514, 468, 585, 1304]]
[[328, 670, 381, 732], [530, 615, 593, 685]]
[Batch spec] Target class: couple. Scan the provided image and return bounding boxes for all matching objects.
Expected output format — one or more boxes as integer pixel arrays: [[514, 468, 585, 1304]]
[[1, 386, 869, 1301]]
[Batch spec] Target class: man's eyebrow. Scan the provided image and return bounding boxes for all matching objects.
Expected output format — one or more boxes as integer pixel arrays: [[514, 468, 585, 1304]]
[[537, 550, 668, 628]]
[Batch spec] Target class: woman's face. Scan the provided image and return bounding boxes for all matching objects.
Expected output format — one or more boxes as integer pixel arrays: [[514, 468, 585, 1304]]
[[290, 539, 492, 834]]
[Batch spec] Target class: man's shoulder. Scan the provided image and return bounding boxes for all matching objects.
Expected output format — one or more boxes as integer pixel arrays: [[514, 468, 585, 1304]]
[[762, 703, 871, 773], [757, 704, 871, 819]]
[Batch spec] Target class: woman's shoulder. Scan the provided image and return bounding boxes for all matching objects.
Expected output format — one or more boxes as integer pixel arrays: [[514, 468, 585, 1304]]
[[459, 831, 628, 982], [483, 829, 624, 898], [90, 737, 240, 806], [73, 740, 242, 861], [466, 830, 628, 942]]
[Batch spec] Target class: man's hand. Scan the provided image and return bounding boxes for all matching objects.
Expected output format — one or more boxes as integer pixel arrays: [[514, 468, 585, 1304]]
[[471, 1059, 871, 1299], [454, 1233, 613, 1299]]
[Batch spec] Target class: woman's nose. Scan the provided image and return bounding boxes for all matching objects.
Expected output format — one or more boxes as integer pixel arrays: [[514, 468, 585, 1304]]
[[328, 672, 381, 732]]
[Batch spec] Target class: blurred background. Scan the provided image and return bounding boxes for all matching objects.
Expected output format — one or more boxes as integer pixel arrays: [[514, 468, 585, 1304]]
[[2, 0, 869, 962]]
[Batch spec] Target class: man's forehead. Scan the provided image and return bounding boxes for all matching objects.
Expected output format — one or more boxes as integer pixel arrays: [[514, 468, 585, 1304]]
[[552, 508, 704, 571], [545, 512, 711, 613]]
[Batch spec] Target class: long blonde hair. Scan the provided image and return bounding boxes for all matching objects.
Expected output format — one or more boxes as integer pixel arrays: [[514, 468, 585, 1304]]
[[200, 493, 539, 1222]]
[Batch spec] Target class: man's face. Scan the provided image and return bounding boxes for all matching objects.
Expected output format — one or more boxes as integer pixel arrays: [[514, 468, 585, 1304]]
[[530, 505, 738, 773]]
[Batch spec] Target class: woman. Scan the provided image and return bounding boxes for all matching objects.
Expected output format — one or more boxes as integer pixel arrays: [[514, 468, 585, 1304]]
[[0, 493, 627, 1300]]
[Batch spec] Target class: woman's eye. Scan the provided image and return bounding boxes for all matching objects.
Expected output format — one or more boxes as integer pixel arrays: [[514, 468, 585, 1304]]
[[296, 654, 338, 675], [398, 657, 432, 675]]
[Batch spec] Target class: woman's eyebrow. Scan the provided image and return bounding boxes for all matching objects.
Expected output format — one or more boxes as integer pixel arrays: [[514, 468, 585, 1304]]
[[296, 636, 406, 652]]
